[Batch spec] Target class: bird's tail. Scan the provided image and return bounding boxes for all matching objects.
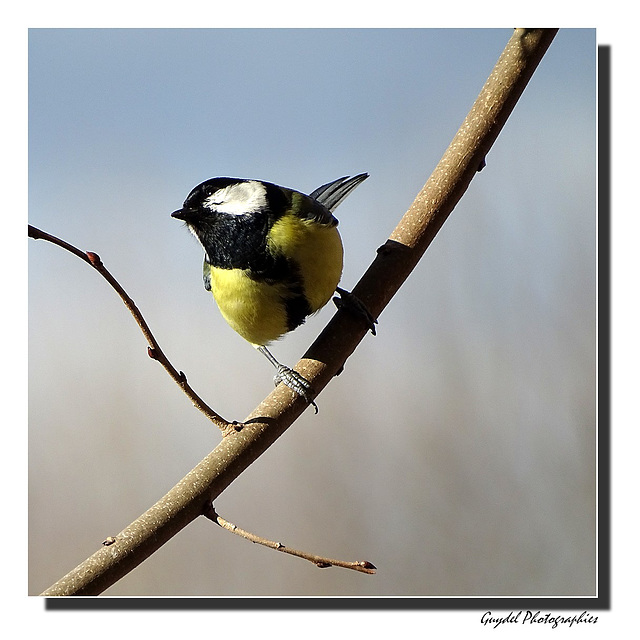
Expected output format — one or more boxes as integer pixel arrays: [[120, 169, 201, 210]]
[[309, 173, 369, 212]]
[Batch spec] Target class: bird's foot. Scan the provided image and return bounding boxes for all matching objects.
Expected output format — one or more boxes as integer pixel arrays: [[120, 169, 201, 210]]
[[274, 365, 318, 413], [333, 287, 377, 335]]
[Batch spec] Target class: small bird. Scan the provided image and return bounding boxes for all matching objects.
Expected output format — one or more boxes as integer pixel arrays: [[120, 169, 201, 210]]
[[172, 174, 372, 406]]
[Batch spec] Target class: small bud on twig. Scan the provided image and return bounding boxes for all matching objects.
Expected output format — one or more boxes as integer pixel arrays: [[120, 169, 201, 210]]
[[86, 251, 102, 267]]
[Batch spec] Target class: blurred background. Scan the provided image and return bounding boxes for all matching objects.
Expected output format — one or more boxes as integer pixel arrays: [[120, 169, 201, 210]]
[[28, 28, 595, 597]]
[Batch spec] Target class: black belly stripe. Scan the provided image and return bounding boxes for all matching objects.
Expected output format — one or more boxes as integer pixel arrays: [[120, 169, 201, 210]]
[[243, 254, 312, 332], [284, 292, 312, 332]]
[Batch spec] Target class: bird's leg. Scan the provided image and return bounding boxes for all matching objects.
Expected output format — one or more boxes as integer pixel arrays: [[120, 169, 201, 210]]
[[257, 345, 318, 412]]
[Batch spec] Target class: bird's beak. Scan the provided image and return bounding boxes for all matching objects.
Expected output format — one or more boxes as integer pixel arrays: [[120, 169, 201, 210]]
[[172, 207, 201, 222]]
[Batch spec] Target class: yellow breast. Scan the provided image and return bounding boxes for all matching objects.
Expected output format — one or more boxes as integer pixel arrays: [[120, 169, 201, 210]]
[[209, 267, 291, 346], [267, 213, 344, 312], [209, 214, 343, 346]]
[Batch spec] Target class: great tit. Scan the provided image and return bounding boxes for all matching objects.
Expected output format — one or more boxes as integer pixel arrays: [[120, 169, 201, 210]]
[[171, 173, 369, 405]]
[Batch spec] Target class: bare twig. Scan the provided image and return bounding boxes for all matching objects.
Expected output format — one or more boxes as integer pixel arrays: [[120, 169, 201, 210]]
[[38, 29, 558, 596], [28, 225, 232, 432], [203, 505, 377, 574]]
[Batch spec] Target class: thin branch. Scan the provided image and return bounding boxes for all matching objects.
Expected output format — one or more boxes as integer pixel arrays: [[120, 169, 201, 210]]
[[28, 225, 232, 432], [38, 29, 558, 596], [203, 505, 377, 574]]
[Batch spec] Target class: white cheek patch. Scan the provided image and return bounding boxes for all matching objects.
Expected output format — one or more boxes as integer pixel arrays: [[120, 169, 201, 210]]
[[203, 180, 267, 216]]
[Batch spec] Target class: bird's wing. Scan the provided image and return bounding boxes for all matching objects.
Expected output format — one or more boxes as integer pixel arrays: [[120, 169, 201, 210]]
[[202, 255, 212, 291]]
